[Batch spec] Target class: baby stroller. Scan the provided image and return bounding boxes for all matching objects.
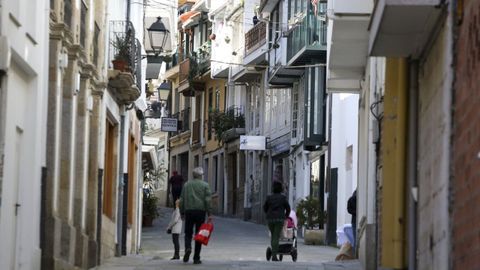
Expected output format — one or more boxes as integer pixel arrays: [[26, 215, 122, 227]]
[[266, 212, 298, 262]]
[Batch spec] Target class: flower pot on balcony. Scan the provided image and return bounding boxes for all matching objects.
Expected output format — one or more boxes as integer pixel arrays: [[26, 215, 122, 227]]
[[112, 59, 128, 72]]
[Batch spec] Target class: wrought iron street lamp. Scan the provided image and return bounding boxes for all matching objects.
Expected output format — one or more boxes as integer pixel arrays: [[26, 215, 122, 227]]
[[157, 80, 171, 102], [147, 17, 170, 55]]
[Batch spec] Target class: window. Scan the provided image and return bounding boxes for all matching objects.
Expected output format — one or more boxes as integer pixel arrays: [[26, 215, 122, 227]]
[[346, 145, 353, 171], [215, 87, 220, 109], [213, 156, 218, 192], [292, 84, 299, 138], [194, 155, 199, 167], [255, 87, 260, 129], [64, 0, 72, 29], [208, 88, 213, 140], [80, 2, 87, 47], [204, 158, 209, 185], [93, 23, 100, 67], [304, 67, 326, 147]]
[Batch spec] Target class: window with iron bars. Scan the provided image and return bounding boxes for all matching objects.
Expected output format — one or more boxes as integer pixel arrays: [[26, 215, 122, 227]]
[[64, 0, 72, 29], [93, 22, 100, 67], [80, 2, 87, 48], [292, 84, 299, 138]]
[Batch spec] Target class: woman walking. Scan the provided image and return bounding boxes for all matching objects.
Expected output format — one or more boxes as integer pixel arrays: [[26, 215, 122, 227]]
[[263, 181, 291, 261]]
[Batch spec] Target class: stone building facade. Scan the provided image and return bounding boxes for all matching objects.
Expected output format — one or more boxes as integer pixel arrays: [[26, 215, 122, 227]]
[[43, 0, 144, 269]]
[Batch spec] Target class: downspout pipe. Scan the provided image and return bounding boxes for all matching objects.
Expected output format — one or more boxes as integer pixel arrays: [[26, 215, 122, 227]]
[[116, 113, 126, 256], [407, 60, 419, 270]]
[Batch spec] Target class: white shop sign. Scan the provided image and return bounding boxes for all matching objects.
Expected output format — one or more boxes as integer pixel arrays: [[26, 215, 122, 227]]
[[239, 135, 266, 151], [160, 117, 178, 132]]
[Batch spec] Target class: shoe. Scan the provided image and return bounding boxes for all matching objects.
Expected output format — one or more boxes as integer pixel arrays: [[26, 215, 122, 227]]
[[272, 255, 279, 261], [171, 255, 180, 260], [183, 249, 191, 262], [193, 260, 202, 264]]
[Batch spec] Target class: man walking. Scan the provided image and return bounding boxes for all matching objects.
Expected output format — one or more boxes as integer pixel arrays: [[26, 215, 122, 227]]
[[179, 167, 212, 264]]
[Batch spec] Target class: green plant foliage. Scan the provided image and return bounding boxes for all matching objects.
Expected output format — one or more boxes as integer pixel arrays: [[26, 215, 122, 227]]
[[143, 194, 159, 218], [209, 108, 245, 144], [111, 34, 131, 61], [296, 196, 326, 229], [188, 54, 199, 83]]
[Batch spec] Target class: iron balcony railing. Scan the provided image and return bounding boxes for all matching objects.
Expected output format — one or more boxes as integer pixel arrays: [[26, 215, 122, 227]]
[[226, 105, 246, 128], [179, 52, 211, 84], [179, 57, 190, 84], [165, 52, 180, 71], [172, 107, 191, 135], [109, 21, 141, 87], [245, 21, 267, 56]]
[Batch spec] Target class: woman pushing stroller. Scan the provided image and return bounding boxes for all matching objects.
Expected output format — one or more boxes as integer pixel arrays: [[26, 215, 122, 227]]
[[263, 181, 291, 261]]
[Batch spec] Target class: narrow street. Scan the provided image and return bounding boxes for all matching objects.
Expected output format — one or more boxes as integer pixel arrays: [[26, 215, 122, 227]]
[[93, 207, 362, 270]]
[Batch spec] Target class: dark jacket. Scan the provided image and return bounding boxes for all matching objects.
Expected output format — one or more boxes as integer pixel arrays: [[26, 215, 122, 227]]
[[347, 190, 357, 225], [169, 175, 184, 189], [263, 194, 291, 222]]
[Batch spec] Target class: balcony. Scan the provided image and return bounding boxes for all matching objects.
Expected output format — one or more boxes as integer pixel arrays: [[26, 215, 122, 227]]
[[192, 119, 201, 144], [172, 107, 191, 135], [243, 21, 268, 66], [163, 52, 184, 80], [245, 21, 267, 56], [107, 21, 141, 104], [178, 53, 207, 96], [327, 0, 373, 93], [369, 0, 444, 58], [286, 7, 327, 66], [209, 106, 246, 143]]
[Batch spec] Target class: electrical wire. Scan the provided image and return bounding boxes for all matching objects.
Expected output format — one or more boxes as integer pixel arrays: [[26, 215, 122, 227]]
[[209, 59, 326, 69]]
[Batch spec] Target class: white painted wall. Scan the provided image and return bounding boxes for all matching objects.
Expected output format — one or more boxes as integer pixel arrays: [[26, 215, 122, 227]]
[[356, 57, 384, 269], [331, 0, 373, 14], [330, 94, 359, 229], [0, 0, 49, 269]]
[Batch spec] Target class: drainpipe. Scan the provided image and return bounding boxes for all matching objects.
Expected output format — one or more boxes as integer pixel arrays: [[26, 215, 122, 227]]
[[116, 112, 126, 256], [407, 61, 419, 270]]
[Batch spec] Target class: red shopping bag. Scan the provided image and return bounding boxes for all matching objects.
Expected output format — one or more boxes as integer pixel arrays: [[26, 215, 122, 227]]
[[194, 222, 214, 246]]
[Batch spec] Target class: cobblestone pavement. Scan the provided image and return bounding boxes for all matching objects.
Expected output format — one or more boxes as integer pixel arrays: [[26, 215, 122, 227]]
[[92, 207, 362, 270]]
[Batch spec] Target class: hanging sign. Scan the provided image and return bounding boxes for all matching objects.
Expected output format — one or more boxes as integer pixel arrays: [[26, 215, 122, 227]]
[[239, 135, 266, 151], [160, 117, 178, 132]]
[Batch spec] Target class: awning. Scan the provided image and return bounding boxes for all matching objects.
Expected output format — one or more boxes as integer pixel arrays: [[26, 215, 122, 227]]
[[179, 11, 200, 24]]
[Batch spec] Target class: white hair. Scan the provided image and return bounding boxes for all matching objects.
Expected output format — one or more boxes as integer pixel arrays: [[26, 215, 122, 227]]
[[192, 167, 204, 178]]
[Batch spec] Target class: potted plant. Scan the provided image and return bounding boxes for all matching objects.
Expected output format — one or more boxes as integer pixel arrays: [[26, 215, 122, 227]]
[[296, 196, 326, 245], [142, 193, 159, 227], [111, 34, 131, 71]]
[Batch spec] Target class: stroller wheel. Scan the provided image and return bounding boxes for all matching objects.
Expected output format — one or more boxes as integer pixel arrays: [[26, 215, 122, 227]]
[[291, 249, 298, 262], [266, 247, 272, 261], [279, 255, 283, 261]]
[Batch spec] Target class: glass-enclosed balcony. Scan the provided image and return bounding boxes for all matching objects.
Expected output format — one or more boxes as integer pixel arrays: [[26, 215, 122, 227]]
[[287, 5, 327, 66]]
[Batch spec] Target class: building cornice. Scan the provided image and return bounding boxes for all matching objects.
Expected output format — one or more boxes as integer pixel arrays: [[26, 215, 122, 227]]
[[49, 22, 73, 45]]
